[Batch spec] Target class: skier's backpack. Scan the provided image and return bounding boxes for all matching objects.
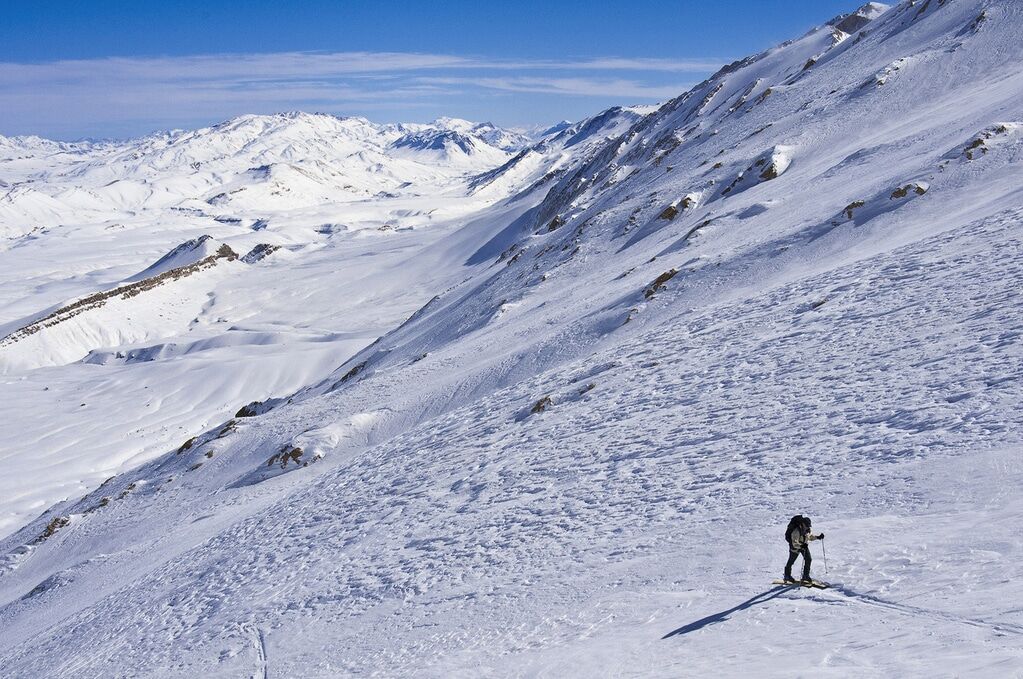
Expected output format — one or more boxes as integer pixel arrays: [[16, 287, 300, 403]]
[[785, 515, 803, 543]]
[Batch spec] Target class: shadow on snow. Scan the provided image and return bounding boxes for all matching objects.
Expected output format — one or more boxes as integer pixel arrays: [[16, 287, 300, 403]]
[[662, 586, 792, 639]]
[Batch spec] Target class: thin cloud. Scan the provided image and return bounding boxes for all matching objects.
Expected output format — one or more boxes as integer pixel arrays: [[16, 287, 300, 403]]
[[535, 57, 725, 72], [0, 50, 722, 138], [419, 76, 693, 99]]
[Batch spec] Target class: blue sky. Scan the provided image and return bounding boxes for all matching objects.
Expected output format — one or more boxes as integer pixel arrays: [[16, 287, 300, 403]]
[[1, 0, 862, 139]]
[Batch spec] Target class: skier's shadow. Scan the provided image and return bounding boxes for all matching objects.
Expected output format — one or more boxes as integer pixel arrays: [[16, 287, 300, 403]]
[[662, 586, 792, 639]]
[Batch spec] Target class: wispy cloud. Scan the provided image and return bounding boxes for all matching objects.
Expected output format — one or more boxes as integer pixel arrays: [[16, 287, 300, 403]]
[[0, 50, 723, 138], [419, 76, 691, 100], [548, 57, 725, 72]]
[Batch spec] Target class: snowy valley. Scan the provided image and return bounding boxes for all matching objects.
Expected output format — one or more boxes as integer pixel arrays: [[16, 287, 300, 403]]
[[1, 1, 1022, 676]]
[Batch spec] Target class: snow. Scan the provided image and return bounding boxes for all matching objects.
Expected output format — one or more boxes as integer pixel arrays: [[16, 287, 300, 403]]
[[2, 0, 1023, 675]]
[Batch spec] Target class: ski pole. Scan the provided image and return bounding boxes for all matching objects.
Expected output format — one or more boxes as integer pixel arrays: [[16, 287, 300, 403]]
[[821, 538, 828, 574]]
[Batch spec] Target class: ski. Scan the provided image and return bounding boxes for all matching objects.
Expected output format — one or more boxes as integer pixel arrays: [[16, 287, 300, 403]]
[[772, 579, 830, 589]]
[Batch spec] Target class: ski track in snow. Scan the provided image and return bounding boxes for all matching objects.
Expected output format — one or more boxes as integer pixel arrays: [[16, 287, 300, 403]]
[[242, 623, 269, 679], [817, 585, 1023, 636]]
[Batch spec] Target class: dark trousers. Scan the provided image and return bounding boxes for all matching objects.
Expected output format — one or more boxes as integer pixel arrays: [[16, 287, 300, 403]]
[[784, 546, 811, 579]]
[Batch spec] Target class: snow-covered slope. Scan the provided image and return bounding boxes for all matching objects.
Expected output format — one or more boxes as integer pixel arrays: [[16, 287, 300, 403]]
[[0, 112, 547, 532], [2, 1, 1023, 675]]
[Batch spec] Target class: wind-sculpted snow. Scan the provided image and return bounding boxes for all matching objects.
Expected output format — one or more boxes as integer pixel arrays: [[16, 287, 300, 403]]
[[1, 205, 1021, 676], [2, 0, 1023, 675]]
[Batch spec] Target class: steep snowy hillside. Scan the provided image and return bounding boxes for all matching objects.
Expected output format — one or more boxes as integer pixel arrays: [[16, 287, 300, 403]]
[[0, 103, 636, 535], [2, 0, 1023, 676]]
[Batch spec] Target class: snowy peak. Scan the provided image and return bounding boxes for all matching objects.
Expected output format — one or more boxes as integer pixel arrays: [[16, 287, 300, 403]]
[[519, 0, 984, 235], [389, 129, 511, 168], [127, 234, 230, 281], [392, 129, 487, 155], [829, 2, 890, 34], [422, 117, 536, 151], [0, 112, 532, 222], [0, 135, 86, 157], [99, 112, 391, 175], [465, 105, 649, 197], [61, 110, 523, 182]]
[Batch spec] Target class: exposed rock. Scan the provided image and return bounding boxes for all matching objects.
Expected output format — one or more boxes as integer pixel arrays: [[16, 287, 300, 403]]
[[844, 200, 866, 219], [645, 268, 679, 299], [266, 446, 306, 469], [891, 182, 929, 199], [530, 396, 553, 414], [242, 243, 279, 264], [217, 420, 237, 438], [659, 205, 679, 221], [0, 243, 239, 347], [35, 516, 70, 543], [340, 361, 367, 384], [117, 482, 137, 500], [753, 88, 773, 107]]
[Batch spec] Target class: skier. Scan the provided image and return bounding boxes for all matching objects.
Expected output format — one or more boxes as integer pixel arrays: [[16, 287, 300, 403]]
[[783, 515, 824, 584]]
